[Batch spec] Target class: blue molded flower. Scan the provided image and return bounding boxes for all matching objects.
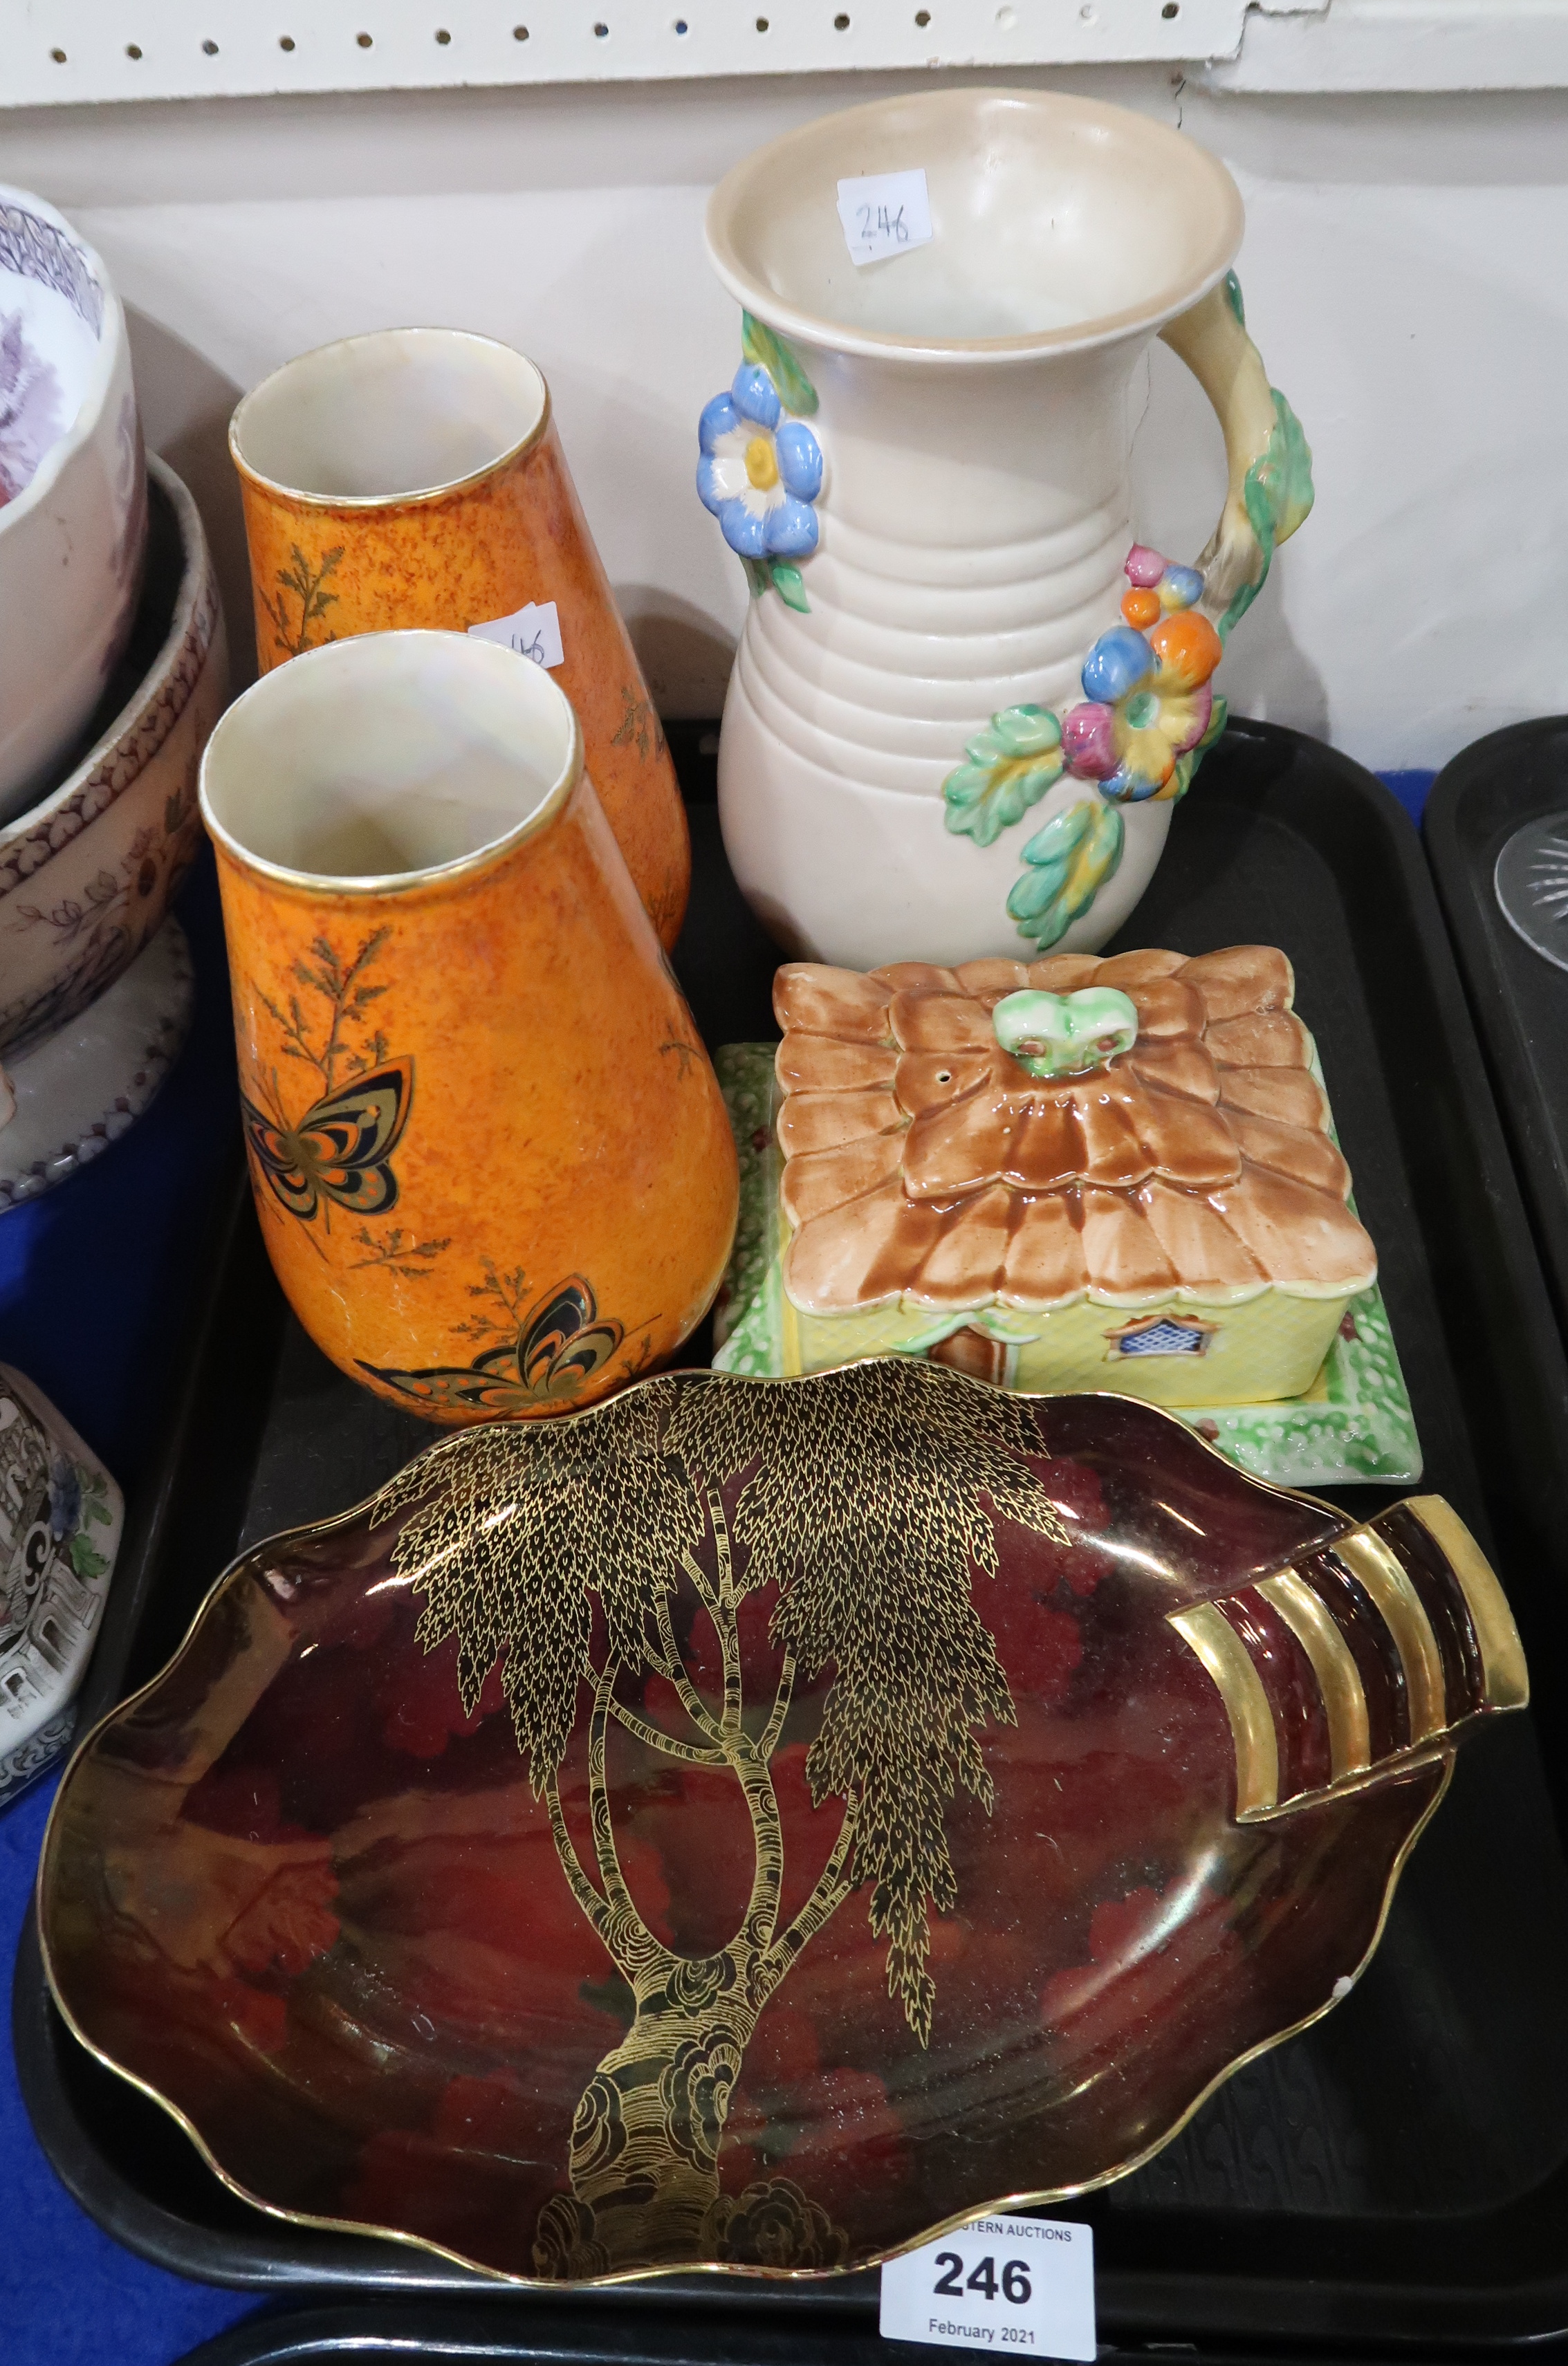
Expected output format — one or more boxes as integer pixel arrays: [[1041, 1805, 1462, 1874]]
[[1098, 761, 1165, 806], [1080, 625, 1154, 705], [1161, 562, 1206, 610], [47, 1455, 81, 1541], [775, 420, 822, 501], [765, 496, 818, 557], [696, 362, 823, 562], [730, 362, 782, 430], [699, 391, 739, 451]]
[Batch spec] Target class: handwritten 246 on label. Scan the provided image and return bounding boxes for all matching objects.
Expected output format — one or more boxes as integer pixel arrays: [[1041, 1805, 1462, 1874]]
[[836, 167, 934, 267], [468, 599, 564, 670], [878, 2212, 1095, 2360]]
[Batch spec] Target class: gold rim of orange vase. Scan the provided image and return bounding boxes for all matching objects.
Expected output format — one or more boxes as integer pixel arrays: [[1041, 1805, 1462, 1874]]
[[198, 628, 584, 903], [229, 326, 553, 512]]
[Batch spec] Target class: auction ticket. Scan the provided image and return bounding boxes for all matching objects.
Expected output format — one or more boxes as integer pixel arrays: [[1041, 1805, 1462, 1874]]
[[878, 2212, 1095, 2360]]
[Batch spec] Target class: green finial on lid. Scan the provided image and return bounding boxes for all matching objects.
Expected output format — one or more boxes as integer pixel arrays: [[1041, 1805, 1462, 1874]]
[[991, 986, 1138, 1080]]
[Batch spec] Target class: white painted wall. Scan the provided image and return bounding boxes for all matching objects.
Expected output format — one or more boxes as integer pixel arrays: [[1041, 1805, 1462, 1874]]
[[3, 59, 1566, 771]]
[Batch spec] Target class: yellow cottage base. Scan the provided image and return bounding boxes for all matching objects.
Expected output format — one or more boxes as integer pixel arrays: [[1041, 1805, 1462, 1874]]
[[782, 1284, 1354, 1408]]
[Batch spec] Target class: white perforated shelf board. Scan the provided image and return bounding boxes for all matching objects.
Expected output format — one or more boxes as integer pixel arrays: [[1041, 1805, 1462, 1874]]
[[3, 0, 1272, 109], [8, 3, 1567, 113], [1203, 1, 1568, 91]]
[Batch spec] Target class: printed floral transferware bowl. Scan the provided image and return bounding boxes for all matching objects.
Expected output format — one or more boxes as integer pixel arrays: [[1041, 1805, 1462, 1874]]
[[0, 455, 226, 1062], [0, 187, 147, 823], [40, 1363, 1524, 2285], [0, 1364, 123, 1810]]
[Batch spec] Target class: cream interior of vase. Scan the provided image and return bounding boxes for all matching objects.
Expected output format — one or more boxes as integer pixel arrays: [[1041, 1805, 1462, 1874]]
[[201, 630, 573, 882], [706, 87, 1243, 351], [231, 327, 547, 501]]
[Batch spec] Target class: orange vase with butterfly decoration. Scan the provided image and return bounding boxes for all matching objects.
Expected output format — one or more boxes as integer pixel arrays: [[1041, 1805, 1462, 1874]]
[[199, 628, 737, 1423]]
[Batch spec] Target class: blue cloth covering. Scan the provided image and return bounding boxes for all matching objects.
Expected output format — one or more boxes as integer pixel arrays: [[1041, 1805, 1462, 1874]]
[[0, 854, 260, 2360], [1379, 770, 1436, 824]]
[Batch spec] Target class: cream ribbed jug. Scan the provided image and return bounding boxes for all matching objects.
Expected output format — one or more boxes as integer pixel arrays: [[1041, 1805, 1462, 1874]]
[[697, 88, 1312, 968]]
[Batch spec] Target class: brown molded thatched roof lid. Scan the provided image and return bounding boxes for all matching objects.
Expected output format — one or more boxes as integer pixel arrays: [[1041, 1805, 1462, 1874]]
[[774, 948, 1378, 1314]]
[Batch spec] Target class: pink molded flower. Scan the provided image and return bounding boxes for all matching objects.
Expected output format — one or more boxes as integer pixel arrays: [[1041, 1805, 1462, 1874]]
[[1061, 702, 1119, 780]]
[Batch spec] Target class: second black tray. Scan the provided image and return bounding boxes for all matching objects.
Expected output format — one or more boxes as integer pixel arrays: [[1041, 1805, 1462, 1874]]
[[1424, 719, 1568, 1362], [19, 721, 1568, 2351]]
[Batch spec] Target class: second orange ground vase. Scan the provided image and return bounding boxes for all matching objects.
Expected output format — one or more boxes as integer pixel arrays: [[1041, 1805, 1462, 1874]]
[[230, 328, 690, 948], [199, 630, 737, 1421]]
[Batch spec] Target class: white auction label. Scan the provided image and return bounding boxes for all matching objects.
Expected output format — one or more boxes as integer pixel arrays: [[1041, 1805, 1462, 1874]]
[[836, 167, 934, 267], [879, 2213, 1095, 2360], [468, 599, 564, 669]]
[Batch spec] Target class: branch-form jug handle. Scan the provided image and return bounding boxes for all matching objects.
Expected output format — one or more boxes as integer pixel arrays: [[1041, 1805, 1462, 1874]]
[[992, 288, 1313, 945], [1159, 272, 1314, 642]]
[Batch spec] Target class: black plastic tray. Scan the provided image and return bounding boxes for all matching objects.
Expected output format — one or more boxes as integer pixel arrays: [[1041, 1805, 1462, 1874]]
[[167, 2299, 1557, 2366], [20, 721, 1568, 2353], [1424, 719, 1568, 1361]]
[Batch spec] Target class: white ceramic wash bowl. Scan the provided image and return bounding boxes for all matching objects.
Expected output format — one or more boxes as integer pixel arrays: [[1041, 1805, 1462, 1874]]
[[0, 186, 147, 823], [0, 454, 227, 1062], [0, 918, 193, 1212]]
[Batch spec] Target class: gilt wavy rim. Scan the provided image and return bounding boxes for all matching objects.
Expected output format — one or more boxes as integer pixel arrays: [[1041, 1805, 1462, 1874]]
[[37, 1371, 1456, 2289], [229, 328, 553, 512], [198, 629, 584, 904]]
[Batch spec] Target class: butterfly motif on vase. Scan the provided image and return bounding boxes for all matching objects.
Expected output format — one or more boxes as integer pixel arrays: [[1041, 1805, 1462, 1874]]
[[360, 1275, 626, 1416], [241, 1061, 413, 1225]]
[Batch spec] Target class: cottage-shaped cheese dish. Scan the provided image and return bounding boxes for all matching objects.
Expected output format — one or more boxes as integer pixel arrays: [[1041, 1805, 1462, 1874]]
[[772, 946, 1377, 1405]]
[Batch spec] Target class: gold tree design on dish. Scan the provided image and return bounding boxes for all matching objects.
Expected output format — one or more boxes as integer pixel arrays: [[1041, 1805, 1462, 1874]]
[[259, 544, 344, 660], [372, 1359, 1071, 2275]]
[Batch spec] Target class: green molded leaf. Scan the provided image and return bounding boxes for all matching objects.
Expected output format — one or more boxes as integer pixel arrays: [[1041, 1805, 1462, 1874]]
[[742, 557, 773, 600], [1006, 797, 1125, 949], [741, 312, 819, 416], [80, 1471, 114, 1526], [990, 704, 1062, 759], [1255, 389, 1315, 546], [1005, 860, 1067, 922], [1223, 390, 1316, 638], [1224, 270, 1246, 327], [959, 708, 1062, 777], [943, 732, 1065, 848], [1017, 798, 1098, 873], [771, 562, 811, 613]]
